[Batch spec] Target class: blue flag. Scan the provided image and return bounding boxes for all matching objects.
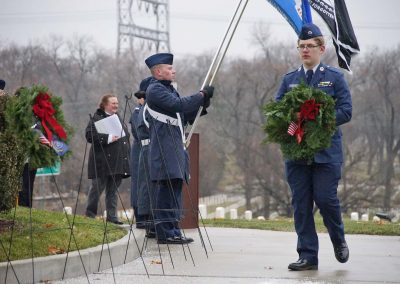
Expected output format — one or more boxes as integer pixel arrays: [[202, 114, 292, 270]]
[[266, 0, 312, 35]]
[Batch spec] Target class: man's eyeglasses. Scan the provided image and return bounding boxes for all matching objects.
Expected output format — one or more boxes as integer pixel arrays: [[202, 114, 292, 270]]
[[297, 44, 320, 51]]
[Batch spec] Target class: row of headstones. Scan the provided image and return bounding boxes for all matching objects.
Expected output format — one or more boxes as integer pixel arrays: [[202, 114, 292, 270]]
[[350, 212, 379, 222], [63, 206, 135, 220], [199, 204, 266, 220], [64, 206, 383, 222], [198, 206, 384, 222]]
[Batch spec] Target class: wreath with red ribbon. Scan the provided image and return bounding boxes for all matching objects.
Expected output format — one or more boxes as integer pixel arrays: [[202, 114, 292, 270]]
[[5, 85, 73, 168], [263, 84, 336, 161], [32, 92, 67, 142]]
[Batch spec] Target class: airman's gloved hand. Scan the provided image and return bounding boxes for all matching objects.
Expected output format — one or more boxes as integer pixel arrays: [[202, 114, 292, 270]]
[[201, 85, 214, 108]]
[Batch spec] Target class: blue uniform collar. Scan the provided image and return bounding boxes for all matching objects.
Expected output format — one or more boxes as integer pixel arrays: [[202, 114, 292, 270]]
[[302, 64, 319, 75], [159, 80, 172, 86]]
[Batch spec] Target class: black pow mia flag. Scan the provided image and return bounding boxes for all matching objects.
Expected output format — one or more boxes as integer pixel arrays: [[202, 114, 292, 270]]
[[309, 0, 360, 72]]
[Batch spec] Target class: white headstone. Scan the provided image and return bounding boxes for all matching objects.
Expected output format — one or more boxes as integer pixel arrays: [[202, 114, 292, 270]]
[[361, 213, 369, 222], [244, 210, 252, 220], [350, 212, 359, 221], [215, 207, 225, 219], [269, 212, 279, 220], [372, 216, 380, 222], [230, 209, 238, 220], [63, 206, 72, 215], [257, 216, 265, 220], [199, 204, 207, 218]]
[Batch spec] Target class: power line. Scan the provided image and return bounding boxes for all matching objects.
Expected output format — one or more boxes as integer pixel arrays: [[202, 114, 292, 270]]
[[0, 10, 399, 31]]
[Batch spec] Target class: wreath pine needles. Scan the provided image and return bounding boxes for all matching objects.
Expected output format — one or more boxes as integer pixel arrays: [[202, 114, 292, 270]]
[[5, 85, 73, 169], [263, 83, 336, 161]]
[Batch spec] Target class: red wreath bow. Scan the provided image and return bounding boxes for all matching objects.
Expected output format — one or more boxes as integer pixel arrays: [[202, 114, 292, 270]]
[[32, 92, 67, 142], [300, 99, 321, 121], [287, 99, 321, 144]]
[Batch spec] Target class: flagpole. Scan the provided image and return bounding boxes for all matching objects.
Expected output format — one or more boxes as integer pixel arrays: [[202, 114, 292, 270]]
[[185, 0, 249, 148]]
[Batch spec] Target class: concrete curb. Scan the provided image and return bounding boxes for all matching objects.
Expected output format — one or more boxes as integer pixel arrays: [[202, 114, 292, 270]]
[[0, 225, 145, 284]]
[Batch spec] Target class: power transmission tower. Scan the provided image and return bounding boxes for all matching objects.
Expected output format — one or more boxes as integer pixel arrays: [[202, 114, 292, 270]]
[[117, 0, 170, 56]]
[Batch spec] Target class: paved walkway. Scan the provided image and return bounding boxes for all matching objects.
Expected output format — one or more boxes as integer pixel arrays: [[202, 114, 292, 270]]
[[55, 227, 400, 284]]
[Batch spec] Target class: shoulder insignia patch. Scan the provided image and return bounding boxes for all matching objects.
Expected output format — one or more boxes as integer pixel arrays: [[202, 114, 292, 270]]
[[317, 81, 333, 87]]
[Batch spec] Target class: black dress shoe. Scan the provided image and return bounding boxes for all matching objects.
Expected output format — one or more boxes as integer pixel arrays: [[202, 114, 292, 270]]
[[177, 236, 194, 243], [334, 242, 349, 263], [288, 259, 318, 271], [108, 220, 124, 225], [157, 237, 184, 244], [157, 236, 191, 244], [145, 231, 156, 239]]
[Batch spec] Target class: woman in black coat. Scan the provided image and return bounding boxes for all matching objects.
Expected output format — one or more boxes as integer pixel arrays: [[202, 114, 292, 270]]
[[85, 94, 130, 224]]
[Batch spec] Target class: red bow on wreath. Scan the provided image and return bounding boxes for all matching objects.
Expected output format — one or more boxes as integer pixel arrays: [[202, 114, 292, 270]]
[[287, 99, 321, 144], [32, 92, 67, 142]]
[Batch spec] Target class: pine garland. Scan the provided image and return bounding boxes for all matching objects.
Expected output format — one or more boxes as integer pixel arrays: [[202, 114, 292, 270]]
[[5, 85, 73, 169], [263, 84, 336, 161]]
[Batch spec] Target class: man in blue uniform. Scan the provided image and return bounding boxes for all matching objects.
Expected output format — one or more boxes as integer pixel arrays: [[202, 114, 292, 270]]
[[144, 53, 213, 244], [276, 23, 352, 270], [130, 86, 146, 228], [135, 77, 157, 238]]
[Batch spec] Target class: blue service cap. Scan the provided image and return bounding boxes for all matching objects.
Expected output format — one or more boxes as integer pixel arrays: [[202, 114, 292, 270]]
[[145, 53, 173, 68], [298, 23, 323, 40], [0, 79, 5, 90]]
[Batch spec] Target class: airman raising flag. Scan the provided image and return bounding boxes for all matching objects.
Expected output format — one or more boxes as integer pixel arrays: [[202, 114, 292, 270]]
[[266, 0, 360, 72]]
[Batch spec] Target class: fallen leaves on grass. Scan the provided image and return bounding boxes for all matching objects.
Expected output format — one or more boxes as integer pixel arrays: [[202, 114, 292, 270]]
[[48, 245, 65, 255]]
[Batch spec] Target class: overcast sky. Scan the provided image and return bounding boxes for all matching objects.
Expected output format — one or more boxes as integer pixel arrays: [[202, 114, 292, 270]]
[[1, 0, 400, 59]]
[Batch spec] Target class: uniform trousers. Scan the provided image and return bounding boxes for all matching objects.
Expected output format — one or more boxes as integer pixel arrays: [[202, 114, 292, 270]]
[[153, 178, 183, 240], [18, 163, 37, 208], [86, 175, 121, 222], [285, 161, 345, 264]]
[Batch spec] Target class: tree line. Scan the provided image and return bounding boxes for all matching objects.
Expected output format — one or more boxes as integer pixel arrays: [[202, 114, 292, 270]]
[[1, 31, 399, 216]]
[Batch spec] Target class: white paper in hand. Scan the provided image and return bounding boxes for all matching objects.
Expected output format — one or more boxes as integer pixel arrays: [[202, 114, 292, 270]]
[[94, 114, 126, 137]]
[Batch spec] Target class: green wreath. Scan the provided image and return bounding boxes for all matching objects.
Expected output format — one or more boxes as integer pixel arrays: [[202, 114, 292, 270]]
[[5, 84, 73, 169], [263, 83, 336, 161]]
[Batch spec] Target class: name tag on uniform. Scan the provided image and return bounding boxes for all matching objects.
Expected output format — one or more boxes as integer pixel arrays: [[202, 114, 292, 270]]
[[318, 81, 333, 87], [289, 84, 299, 89]]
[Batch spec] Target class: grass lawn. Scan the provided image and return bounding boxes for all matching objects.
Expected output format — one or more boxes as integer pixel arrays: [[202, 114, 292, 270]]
[[0, 207, 127, 262], [202, 217, 400, 236], [2, 208, 399, 263]]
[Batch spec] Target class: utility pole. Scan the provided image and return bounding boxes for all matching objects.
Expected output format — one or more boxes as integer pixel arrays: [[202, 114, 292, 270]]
[[117, 0, 170, 56]]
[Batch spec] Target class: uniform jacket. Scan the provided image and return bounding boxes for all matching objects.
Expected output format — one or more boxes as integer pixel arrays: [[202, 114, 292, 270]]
[[136, 104, 150, 141], [137, 104, 153, 215], [129, 105, 141, 206], [86, 108, 131, 179], [146, 78, 204, 182], [276, 63, 352, 163]]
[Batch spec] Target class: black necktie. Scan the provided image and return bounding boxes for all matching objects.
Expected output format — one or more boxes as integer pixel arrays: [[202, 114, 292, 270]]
[[306, 69, 314, 85]]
